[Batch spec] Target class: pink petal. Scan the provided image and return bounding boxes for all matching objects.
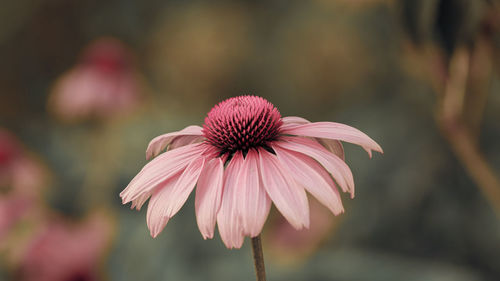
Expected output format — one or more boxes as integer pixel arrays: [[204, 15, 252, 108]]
[[130, 192, 152, 211], [276, 137, 355, 198], [120, 143, 206, 204], [272, 145, 344, 215], [281, 116, 310, 130], [146, 157, 205, 237], [146, 176, 177, 237], [318, 139, 345, 160], [281, 122, 383, 157], [282, 116, 345, 159], [169, 135, 205, 150], [217, 152, 245, 249], [165, 157, 205, 216], [146, 126, 203, 160], [236, 149, 272, 237], [195, 157, 224, 239], [282, 116, 310, 125], [259, 148, 310, 229]]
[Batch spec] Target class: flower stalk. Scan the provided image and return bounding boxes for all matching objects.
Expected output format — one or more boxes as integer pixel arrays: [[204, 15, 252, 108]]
[[251, 235, 267, 281]]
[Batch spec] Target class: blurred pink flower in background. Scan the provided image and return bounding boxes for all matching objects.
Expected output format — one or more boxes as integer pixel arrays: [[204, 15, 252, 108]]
[[0, 129, 46, 240], [16, 213, 113, 281], [48, 37, 142, 122], [0, 196, 32, 241], [120, 95, 382, 249], [0, 128, 22, 189], [264, 198, 341, 263], [0, 129, 114, 281], [0, 129, 46, 193]]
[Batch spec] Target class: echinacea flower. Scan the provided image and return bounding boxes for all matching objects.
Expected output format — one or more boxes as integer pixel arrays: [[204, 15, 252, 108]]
[[48, 37, 142, 122], [120, 95, 382, 249]]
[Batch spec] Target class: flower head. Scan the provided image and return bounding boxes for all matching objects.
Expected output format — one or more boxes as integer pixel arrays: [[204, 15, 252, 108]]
[[120, 95, 382, 249], [203, 96, 282, 154]]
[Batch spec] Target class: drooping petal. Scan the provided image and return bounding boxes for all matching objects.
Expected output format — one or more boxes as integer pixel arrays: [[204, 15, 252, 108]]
[[146, 157, 205, 237], [165, 157, 205, 216], [195, 157, 224, 239], [259, 148, 309, 229], [236, 149, 272, 237], [272, 145, 344, 215], [169, 135, 205, 150], [281, 121, 383, 157], [217, 152, 245, 249], [276, 137, 355, 198], [146, 176, 178, 237], [130, 192, 152, 211], [282, 116, 345, 159], [146, 126, 203, 160], [120, 143, 206, 204], [318, 139, 345, 160]]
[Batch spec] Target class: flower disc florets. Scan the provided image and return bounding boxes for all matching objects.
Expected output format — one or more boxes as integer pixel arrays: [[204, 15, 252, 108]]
[[203, 96, 283, 155]]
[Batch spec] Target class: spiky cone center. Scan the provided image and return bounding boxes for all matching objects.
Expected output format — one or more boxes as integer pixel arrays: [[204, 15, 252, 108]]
[[202, 96, 282, 155]]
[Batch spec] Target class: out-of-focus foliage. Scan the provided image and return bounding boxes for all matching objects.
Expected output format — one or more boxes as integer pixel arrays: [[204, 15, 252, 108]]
[[1, 0, 500, 280]]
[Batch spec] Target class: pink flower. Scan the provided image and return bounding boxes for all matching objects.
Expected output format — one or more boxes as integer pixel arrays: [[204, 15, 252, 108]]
[[0, 129, 21, 187], [0, 196, 32, 240], [264, 198, 340, 263], [0, 129, 46, 195], [48, 37, 142, 122], [17, 213, 113, 281], [120, 96, 382, 249], [0, 129, 46, 239]]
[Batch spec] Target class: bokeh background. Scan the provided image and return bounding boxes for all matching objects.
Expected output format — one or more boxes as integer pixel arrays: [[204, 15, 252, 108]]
[[1, 0, 500, 280]]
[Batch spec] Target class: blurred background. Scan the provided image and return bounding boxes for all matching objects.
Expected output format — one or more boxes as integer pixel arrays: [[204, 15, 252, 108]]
[[1, 0, 500, 280]]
